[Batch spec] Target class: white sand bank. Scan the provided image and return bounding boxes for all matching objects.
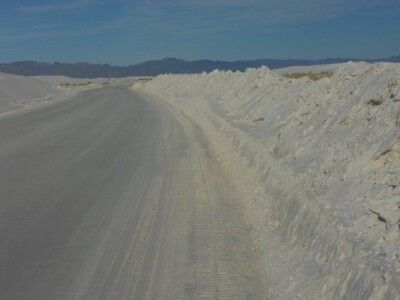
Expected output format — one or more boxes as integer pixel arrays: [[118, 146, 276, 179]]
[[134, 62, 400, 299]]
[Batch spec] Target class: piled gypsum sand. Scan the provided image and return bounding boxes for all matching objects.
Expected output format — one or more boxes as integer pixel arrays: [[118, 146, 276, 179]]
[[133, 62, 400, 299]]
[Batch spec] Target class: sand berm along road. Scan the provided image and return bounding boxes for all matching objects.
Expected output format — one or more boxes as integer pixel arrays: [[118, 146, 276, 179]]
[[0, 86, 266, 299]]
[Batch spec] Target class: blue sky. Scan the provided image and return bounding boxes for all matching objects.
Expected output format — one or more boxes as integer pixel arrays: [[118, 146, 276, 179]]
[[0, 0, 399, 65]]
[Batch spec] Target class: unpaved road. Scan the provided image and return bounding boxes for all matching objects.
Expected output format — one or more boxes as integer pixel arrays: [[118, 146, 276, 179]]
[[0, 87, 265, 299]]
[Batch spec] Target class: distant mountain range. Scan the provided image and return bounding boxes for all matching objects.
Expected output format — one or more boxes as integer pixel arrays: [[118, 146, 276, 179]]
[[0, 56, 399, 78]]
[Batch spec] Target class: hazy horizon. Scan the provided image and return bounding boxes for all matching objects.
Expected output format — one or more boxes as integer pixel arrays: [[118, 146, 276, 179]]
[[2, 54, 400, 67]]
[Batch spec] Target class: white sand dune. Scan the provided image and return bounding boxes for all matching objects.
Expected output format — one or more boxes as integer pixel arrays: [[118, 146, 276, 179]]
[[135, 62, 400, 298], [0, 73, 135, 114], [0, 72, 55, 112]]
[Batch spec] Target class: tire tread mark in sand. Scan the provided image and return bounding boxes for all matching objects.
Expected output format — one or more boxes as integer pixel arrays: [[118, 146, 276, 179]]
[[130, 115, 180, 299]]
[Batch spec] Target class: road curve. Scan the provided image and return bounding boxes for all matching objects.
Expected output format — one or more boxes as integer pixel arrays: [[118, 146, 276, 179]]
[[0, 87, 265, 299]]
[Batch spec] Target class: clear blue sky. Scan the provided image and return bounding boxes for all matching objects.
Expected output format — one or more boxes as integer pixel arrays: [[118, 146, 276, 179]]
[[1, 0, 399, 65]]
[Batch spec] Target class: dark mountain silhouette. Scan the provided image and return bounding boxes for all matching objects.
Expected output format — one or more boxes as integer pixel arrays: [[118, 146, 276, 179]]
[[0, 56, 399, 78]]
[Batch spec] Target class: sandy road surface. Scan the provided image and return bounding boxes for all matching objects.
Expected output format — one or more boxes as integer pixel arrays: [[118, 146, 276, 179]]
[[0, 87, 265, 299]]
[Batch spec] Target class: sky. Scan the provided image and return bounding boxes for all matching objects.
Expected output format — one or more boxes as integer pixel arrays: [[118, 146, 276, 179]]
[[0, 0, 400, 65]]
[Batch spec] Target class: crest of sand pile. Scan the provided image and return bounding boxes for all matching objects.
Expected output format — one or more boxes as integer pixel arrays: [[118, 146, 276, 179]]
[[134, 62, 400, 299], [0, 72, 54, 112]]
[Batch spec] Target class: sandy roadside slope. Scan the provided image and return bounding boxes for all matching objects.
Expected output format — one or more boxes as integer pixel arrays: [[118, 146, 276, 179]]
[[134, 62, 400, 299]]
